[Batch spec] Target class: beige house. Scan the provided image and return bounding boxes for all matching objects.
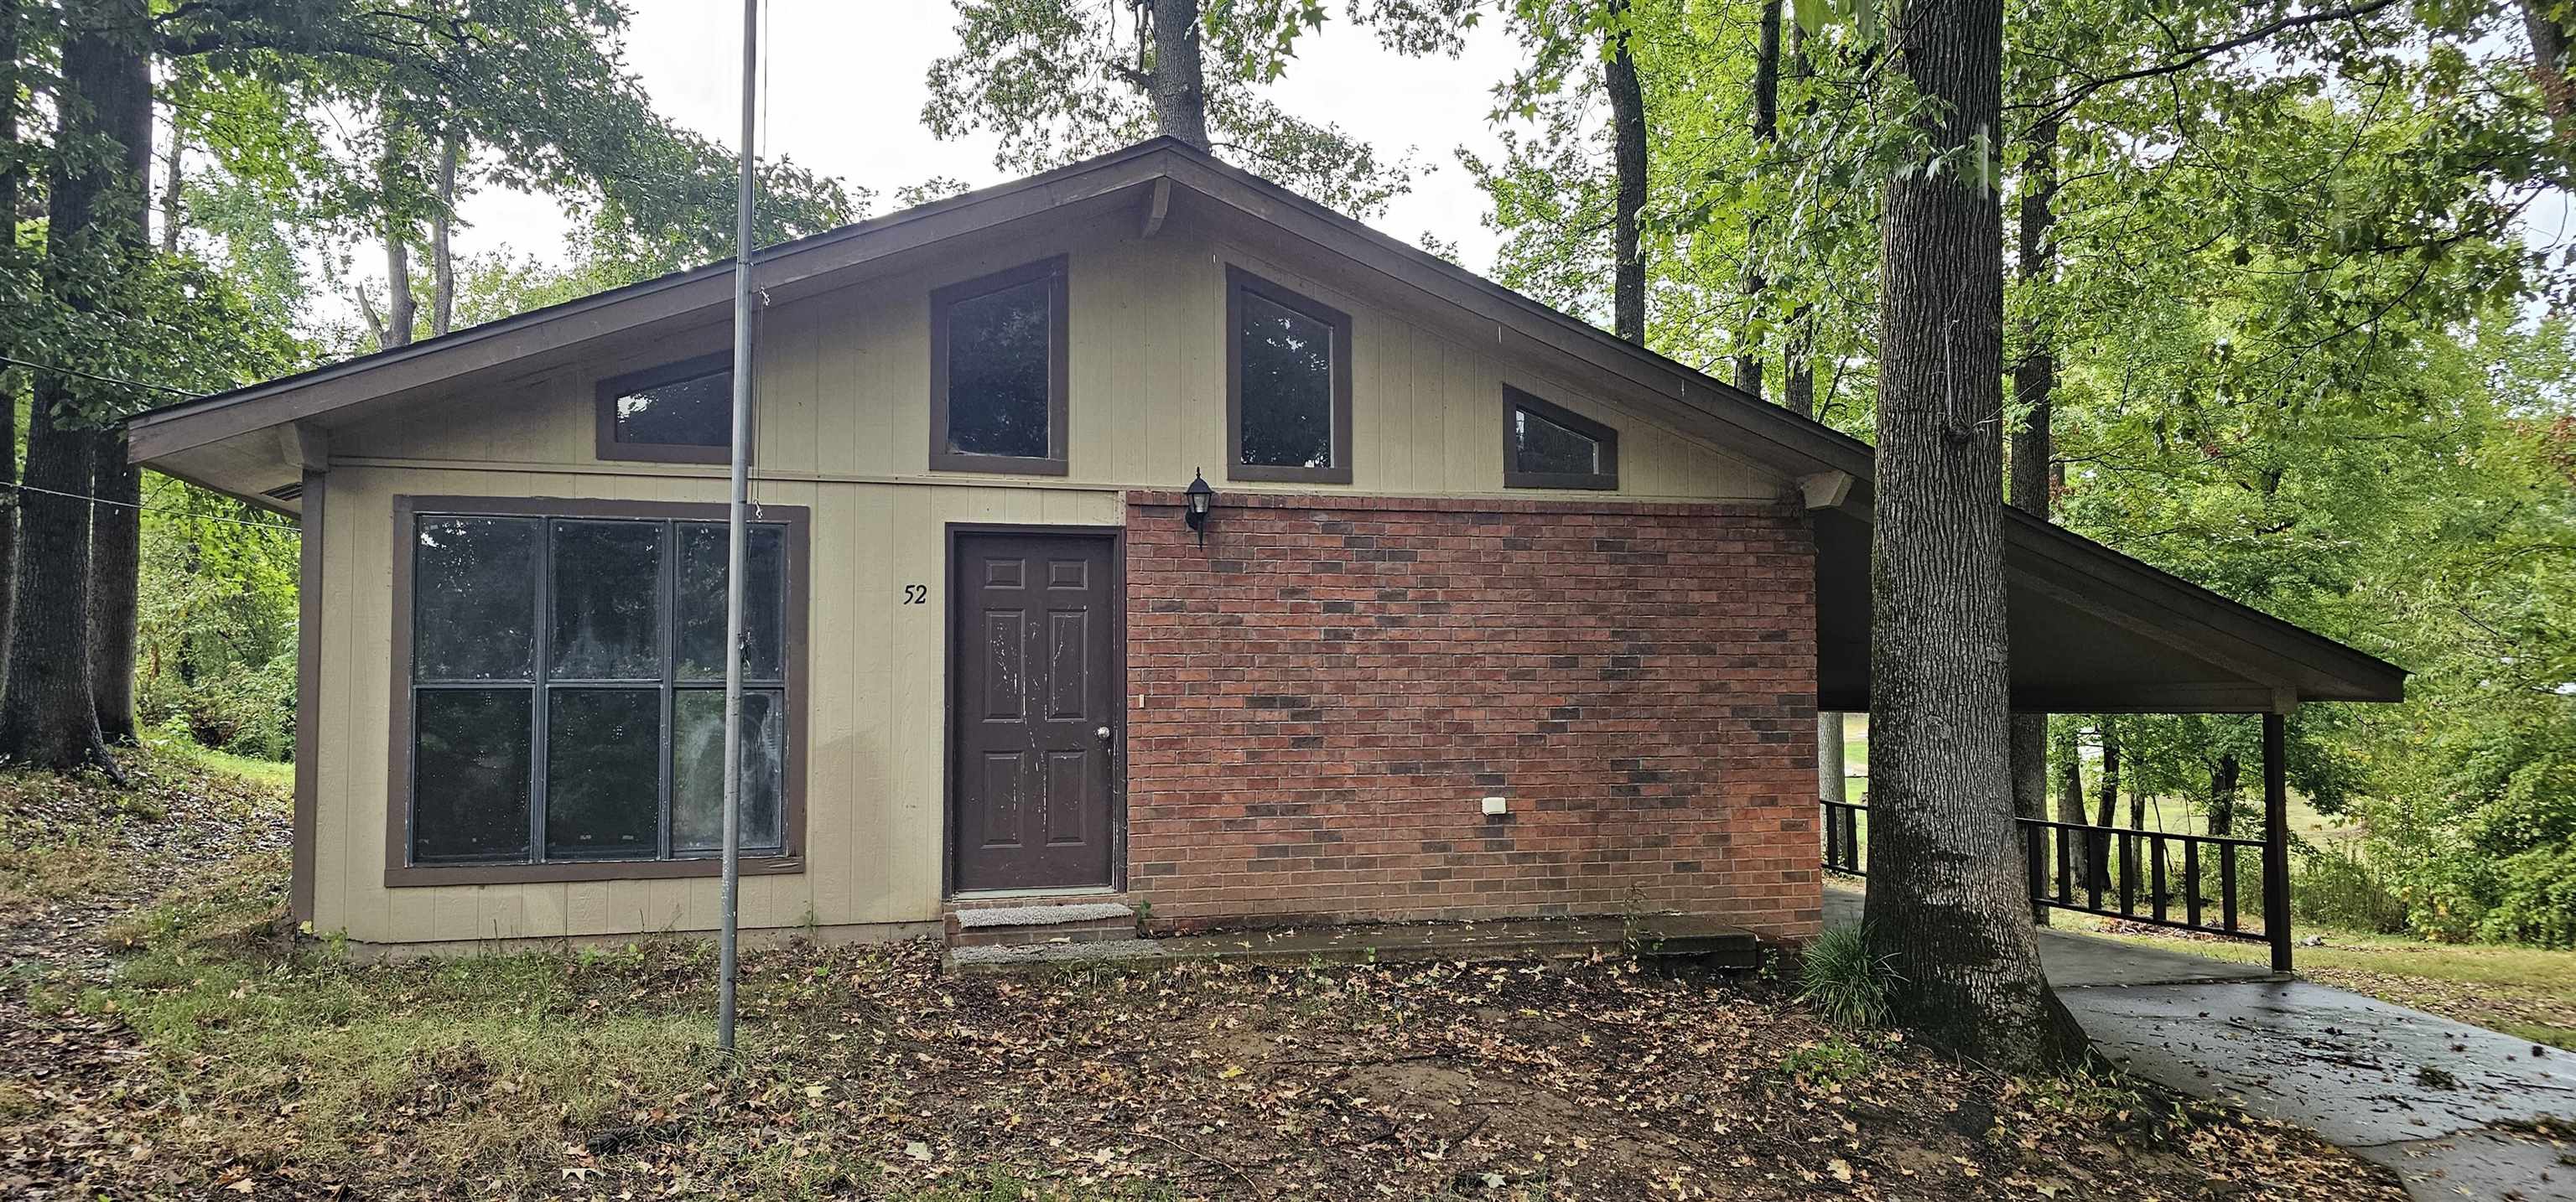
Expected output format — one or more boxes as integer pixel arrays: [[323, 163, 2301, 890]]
[[128, 139, 2403, 955]]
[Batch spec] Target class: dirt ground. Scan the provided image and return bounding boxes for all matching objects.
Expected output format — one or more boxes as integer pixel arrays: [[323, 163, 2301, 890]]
[[0, 753, 2415, 1200]]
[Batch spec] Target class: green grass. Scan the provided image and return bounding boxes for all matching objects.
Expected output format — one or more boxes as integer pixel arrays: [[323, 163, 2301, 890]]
[[143, 729, 295, 792], [94, 867, 741, 1191]]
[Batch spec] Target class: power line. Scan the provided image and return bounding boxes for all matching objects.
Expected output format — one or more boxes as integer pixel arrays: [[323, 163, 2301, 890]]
[[3, 480, 300, 535], [0, 354, 211, 399]]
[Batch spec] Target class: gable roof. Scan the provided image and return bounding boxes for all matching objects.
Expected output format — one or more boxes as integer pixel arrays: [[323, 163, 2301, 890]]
[[123, 136, 2404, 711]]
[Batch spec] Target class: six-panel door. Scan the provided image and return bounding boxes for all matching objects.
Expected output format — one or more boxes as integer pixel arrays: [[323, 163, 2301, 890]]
[[949, 531, 1119, 892]]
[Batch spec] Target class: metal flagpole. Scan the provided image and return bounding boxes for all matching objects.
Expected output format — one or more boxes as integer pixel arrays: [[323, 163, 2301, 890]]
[[717, 0, 758, 1055]]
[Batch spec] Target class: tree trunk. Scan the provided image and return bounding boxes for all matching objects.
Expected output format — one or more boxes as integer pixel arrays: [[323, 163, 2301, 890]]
[[2208, 753, 2240, 837], [90, 438, 138, 743], [382, 227, 416, 349], [1604, 0, 1647, 345], [1733, 0, 1781, 394], [0, 0, 23, 686], [2009, 114, 2059, 518], [2007, 708, 2048, 924], [1778, 26, 1812, 418], [1147, 0, 1210, 149], [2090, 717, 2121, 892], [2052, 720, 2088, 888], [2093, 718, 2120, 826], [2522, 0, 2574, 132], [1858, 0, 2080, 1068], [430, 132, 458, 336], [158, 125, 181, 252], [0, 0, 151, 777]]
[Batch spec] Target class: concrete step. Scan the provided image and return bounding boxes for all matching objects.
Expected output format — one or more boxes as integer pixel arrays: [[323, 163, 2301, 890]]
[[943, 901, 1138, 949]]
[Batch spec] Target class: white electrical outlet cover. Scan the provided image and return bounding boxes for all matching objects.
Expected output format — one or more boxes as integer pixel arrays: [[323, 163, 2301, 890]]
[[1481, 795, 1508, 816]]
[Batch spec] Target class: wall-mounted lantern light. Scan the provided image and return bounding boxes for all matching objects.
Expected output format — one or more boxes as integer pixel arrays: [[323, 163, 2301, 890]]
[[1184, 469, 1214, 544]]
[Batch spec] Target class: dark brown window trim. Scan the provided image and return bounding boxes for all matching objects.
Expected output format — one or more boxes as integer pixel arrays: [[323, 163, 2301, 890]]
[[1225, 265, 1354, 485], [1502, 386, 1620, 491], [594, 351, 739, 465], [384, 495, 810, 889], [928, 256, 1070, 476]]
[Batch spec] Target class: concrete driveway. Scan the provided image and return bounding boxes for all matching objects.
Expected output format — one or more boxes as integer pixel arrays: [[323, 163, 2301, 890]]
[[1823, 883, 2573, 1200]]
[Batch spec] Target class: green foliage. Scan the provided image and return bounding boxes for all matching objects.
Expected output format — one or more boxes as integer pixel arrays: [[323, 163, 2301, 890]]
[[1776, 1034, 1874, 1085], [1796, 923, 1896, 1028], [136, 483, 300, 760], [922, 0, 1416, 217], [2293, 843, 2411, 935]]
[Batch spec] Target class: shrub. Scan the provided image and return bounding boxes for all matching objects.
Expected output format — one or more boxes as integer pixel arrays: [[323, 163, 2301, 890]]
[[1797, 924, 1897, 1029], [2293, 842, 2410, 934], [140, 650, 296, 760]]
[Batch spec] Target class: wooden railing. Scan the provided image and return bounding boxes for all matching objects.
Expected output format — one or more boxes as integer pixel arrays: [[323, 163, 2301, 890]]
[[2018, 818, 2268, 936], [1820, 798, 1868, 876], [1821, 804, 2289, 956]]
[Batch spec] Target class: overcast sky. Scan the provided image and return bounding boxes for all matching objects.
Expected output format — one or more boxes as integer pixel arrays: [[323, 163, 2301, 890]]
[[452, 3, 1527, 277]]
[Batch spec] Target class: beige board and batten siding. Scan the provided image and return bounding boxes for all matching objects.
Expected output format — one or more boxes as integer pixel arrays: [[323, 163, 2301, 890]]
[[314, 209, 1790, 948]]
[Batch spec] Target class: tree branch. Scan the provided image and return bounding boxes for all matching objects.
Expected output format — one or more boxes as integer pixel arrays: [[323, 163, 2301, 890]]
[[2018, 0, 2405, 123]]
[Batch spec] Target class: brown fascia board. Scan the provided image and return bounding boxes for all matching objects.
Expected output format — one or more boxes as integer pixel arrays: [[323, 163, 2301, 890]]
[[127, 139, 1184, 464]]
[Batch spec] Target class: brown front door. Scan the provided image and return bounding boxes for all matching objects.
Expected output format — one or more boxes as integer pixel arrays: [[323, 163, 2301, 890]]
[[950, 531, 1120, 893]]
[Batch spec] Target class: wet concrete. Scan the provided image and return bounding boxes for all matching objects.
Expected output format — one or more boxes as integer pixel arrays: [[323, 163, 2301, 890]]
[[2069, 979, 2574, 1199], [1823, 882, 2575, 1199]]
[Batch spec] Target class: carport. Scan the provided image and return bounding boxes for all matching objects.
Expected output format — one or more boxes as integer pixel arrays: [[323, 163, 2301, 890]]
[[1801, 499, 2410, 971]]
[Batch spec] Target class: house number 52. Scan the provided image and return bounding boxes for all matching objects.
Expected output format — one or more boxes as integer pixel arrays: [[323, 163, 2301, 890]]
[[901, 584, 928, 605]]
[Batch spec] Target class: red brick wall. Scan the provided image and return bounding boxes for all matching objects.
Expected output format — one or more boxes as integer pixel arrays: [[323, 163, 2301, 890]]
[[1122, 491, 1821, 941]]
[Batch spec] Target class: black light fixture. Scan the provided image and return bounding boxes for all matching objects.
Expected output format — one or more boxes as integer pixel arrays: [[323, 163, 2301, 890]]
[[1183, 469, 1214, 544]]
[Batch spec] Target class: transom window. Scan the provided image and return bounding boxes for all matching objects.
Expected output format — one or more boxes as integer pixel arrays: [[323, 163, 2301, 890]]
[[1227, 266, 1353, 484], [397, 501, 802, 876], [1503, 388, 1619, 491], [595, 353, 735, 464], [930, 256, 1068, 475]]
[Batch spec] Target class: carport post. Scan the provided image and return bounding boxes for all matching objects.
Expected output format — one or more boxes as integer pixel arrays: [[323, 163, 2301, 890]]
[[2263, 710, 2292, 973]]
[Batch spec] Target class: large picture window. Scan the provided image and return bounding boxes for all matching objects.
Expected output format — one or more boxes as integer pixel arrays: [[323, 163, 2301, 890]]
[[391, 498, 805, 883], [929, 256, 1069, 475], [1226, 266, 1353, 484]]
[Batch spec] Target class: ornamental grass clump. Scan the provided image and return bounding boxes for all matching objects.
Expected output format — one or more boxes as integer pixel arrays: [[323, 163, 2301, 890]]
[[1798, 923, 1899, 1030]]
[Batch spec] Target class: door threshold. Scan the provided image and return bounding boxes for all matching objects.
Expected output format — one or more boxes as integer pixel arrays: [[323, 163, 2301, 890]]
[[951, 885, 1119, 902]]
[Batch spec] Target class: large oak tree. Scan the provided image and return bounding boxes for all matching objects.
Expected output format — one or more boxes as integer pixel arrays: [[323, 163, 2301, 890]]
[[1857, 0, 2083, 1067]]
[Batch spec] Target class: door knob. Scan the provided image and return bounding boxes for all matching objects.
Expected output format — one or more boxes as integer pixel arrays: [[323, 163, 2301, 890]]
[[1095, 725, 1113, 741]]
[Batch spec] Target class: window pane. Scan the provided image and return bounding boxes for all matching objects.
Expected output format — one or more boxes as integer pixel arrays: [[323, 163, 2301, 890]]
[[945, 278, 1052, 459], [545, 688, 663, 860], [613, 368, 731, 448], [414, 516, 537, 681], [413, 688, 532, 863], [1238, 293, 1336, 469], [551, 521, 663, 679], [672, 689, 785, 854], [1514, 407, 1602, 476], [676, 522, 785, 681]]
